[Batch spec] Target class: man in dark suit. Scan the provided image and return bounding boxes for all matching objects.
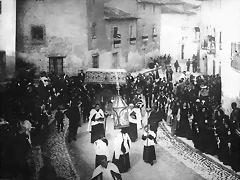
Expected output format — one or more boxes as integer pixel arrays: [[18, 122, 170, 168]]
[[148, 105, 166, 143], [66, 101, 81, 143]]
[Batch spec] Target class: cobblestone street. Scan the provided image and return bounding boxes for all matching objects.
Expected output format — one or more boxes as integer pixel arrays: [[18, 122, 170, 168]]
[[68, 119, 205, 180]]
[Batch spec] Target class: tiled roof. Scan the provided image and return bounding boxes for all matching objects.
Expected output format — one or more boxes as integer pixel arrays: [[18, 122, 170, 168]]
[[161, 4, 197, 14], [137, 0, 183, 5], [104, 6, 138, 20]]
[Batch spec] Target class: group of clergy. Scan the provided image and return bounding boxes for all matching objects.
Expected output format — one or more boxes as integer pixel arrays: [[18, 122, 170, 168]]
[[88, 99, 159, 180]]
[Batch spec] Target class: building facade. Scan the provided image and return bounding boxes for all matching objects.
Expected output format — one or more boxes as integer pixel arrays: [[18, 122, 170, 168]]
[[87, 0, 139, 70], [199, 0, 240, 114], [160, 1, 201, 61], [0, 0, 16, 80], [16, 0, 89, 76]]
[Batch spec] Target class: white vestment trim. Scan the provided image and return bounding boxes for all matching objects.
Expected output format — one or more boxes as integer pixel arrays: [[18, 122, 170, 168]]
[[94, 139, 110, 161], [87, 109, 105, 132], [92, 162, 120, 180], [113, 132, 131, 159]]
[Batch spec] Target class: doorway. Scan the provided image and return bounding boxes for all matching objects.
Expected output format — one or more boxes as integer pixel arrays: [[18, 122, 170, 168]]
[[112, 52, 119, 68], [181, 45, 184, 60], [213, 59, 215, 75], [49, 57, 64, 75], [0, 51, 6, 81]]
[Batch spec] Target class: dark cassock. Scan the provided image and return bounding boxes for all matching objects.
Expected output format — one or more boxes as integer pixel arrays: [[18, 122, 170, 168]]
[[87, 104, 105, 143], [66, 103, 81, 143], [148, 106, 165, 141], [176, 102, 192, 140], [127, 103, 141, 142], [142, 125, 156, 166], [91, 155, 122, 180], [94, 137, 110, 168], [112, 129, 131, 173]]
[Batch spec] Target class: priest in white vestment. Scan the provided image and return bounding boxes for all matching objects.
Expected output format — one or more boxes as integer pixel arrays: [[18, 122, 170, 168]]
[[88, 104, 105, 143], [91, 155, 122, 180], [112, 128, 131, 173], [94, 136, 110, 168], [127, 103, 141, 142]]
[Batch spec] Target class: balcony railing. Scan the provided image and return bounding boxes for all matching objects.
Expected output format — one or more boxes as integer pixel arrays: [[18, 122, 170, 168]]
[[142, 35, 148, 42], [130, 37, 136, 44], [153, 34, 157, 38], [113, 38, 121, 48]]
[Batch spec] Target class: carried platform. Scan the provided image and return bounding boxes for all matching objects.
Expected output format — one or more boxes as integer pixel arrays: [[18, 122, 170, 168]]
[[85, 68, 127, 84]]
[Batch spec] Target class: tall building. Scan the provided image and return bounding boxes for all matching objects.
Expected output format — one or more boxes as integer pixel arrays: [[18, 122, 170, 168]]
[[0, 0, 16, 80], [87, 0, 138, 69], [16, 0, 89, 75], [160, 0, 201, 61], [198, 0, 240, 114]]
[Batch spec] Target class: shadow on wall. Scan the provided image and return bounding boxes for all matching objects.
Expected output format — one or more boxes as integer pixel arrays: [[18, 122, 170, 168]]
[[121, 51, 143, 72], [121, 49, 161, 73]]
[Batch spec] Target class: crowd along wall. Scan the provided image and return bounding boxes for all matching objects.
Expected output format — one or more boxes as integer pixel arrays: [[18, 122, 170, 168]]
[[0, 0, 16, 79], [199, 0, 240, 114]]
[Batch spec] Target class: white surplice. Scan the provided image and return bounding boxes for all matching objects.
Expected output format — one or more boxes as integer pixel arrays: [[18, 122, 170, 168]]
[[87, 109, 105, 132]]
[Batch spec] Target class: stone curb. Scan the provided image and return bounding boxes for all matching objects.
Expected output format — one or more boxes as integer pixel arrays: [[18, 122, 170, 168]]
[[157, 121, 240, 180], [43, 118, 80, 180]]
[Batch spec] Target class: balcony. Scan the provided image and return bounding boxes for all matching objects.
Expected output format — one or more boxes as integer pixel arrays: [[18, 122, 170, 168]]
[[142, 35, 148, 42], [130, 37, 136, 45], [113, 38, 121, 48], [153, 33, 158, 40]]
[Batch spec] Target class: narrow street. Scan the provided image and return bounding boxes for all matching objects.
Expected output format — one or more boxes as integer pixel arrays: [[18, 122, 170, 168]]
[[68, 119, 205, 180]]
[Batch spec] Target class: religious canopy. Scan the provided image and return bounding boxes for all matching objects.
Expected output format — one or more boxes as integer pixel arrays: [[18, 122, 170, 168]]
[[85, 68, 127, 84]]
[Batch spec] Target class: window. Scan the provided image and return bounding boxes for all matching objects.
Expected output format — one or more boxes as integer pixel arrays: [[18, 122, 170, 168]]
[[143, 4, 146, 10], [153, 5, 155, 12], [113, 27, 121, 38], [143, 25, 146, 35], [219, 32, 222, 50], [31, 25, 45, 40], [152, 25, 156, 34], [49, 57, 64, 75], [0, 1, 2, 14], [113, 27, 118, 37], [129, 25, 133, 37], [91, 22, 97, 39], [92, 54, 99, 68]]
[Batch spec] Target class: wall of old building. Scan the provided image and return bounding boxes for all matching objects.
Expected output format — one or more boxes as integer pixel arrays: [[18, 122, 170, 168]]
[[160, 13, 199, 61], [200, 0, 240, 114], [0, 0, 16, 79], [136, 2, 161, 58], [16, 0, 89, 75]]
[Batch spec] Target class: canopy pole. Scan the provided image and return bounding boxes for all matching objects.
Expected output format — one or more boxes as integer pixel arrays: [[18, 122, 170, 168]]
[[115, 72, 120, 96]]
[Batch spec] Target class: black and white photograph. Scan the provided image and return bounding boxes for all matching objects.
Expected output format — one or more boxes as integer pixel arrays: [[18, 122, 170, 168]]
[[0, 0, 240, 180]]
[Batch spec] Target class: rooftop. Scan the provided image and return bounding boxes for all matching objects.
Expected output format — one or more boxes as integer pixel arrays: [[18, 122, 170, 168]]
[[104, 6, 138, 20]]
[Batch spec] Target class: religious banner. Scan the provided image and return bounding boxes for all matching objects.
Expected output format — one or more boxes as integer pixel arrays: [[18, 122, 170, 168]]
[[85, 68, 127, 84]]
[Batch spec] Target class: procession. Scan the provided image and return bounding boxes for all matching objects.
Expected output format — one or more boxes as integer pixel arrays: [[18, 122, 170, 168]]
[[1, 0, 240, 179], [1, 56, 239, 180]]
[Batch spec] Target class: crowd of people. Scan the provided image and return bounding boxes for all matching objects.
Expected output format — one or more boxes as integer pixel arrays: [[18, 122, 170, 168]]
[[1, 58, 240, 180], [88, 66, 239, 180], [122, 66, 240, 172]]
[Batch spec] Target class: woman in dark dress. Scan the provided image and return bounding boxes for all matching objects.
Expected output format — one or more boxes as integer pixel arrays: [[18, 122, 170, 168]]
[[176, 101, 192, 139]]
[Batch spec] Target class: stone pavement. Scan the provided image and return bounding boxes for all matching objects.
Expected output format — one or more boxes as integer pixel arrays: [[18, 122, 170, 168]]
[[68, 119, 205, 180], [33, 114, 80, 180], [158, 121, 240, 180]]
